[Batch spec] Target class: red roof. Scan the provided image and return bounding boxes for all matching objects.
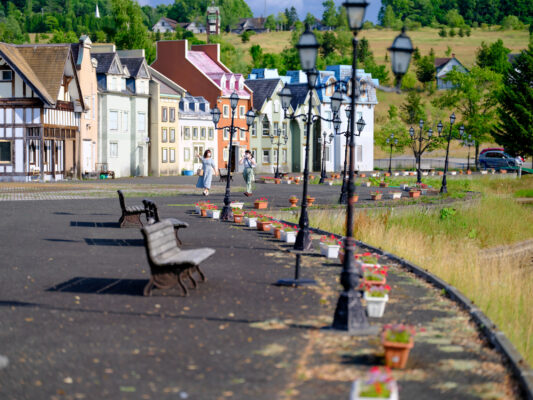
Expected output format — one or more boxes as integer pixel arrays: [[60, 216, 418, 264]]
[[434, 58, 451, 68]]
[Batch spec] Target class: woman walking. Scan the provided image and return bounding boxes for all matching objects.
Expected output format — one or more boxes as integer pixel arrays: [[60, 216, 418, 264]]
[[196, 149, 218, 196], [240, 150, 256, 197]]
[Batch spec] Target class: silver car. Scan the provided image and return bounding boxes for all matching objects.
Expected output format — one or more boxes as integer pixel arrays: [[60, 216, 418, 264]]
[[478, 151, 523, 169]]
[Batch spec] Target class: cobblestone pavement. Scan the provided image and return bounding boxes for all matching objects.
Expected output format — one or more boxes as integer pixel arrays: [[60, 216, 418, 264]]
[[0, 196, 523, 400]]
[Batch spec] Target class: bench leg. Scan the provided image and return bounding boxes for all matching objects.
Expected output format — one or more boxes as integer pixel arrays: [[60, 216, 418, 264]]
[[195, 265, 206, 282], [177, 271, 189, 296], [186, 269, 198, 289], [143, 277, 154, 297], [174, 229, 183, 245], [121, 213, 143, 228]]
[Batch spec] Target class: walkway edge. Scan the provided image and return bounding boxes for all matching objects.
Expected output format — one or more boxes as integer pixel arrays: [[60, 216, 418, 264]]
[[279, 220, 533, 400]]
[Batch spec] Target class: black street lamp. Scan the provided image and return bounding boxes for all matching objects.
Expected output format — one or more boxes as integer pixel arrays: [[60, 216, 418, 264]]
[[439, 112, 456, 194], [319, 131, 335, 183], [269, 126, 289, 179], [386, 134, 398, 174], [409, 120, 434, 184], [338, 107, 351, 204], [332, 0, 414, 333], [460, 127, 473, 171], [278, 24, 341, 251], [211, 92, 255, 220]]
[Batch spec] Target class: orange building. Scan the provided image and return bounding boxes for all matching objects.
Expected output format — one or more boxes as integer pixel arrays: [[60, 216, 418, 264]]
[[151, 40, 253, 170]]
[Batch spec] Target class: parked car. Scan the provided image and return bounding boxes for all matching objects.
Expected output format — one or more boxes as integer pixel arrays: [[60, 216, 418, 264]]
[[480, 148, 525, 163], [478, 150, 523, 169]]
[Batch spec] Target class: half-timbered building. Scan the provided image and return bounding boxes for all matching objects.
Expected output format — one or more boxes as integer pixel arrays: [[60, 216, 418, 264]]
[[0, 42, 85, 181]]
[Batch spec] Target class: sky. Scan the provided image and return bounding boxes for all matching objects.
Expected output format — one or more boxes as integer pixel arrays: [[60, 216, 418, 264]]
[[137, 0, 382, 23]]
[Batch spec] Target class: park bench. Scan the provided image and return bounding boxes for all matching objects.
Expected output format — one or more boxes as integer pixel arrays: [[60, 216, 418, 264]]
[[219, 168, 233, 183], [142, 199, 189, 245], [117, 190, 146, 228], [140, 220, 215, 296]]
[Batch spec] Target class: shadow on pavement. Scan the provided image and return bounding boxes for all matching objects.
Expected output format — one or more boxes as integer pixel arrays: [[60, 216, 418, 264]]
[[83, 238, 144, 246], [47, 277, 146, 296], [71, 221, 120, 228]]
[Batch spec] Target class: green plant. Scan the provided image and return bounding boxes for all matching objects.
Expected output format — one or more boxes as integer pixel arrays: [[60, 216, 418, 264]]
[[439, 207, 457, 220], [365, 284, 391, 298], [383, 324, 416, 343], [358, 367, 394, 398]]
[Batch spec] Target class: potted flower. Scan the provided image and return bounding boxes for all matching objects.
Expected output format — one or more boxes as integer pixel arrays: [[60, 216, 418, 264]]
[[356, 252, 380, 268], [359, 173, 366, 178], [207, 205, 220, 219], [306, 195, 316, 206], [230, 201, 244, 209], [256, 216, 272, 232], [361, 181, 371, 187], [363, 269, 387, 287], [364, 285, 391, 318], [350, 367, 398, 400], [282, 226, 297, 243], [370, 191, 383, 201], [408, 189, 421, 198], [200, 204, 209, 217], [294, 177, 301, 184], [381, 324, 416, 369], [384, 172, 391, 177], [196, 201, 209, 214], [244, 211, 258, 228], [350, 195, 359, 204], [289, 195, 298, 207], [254, 197, 268, 209], [319, 235, 341, 259], [233, 208, 244, 223], [438, 170, 444, 176], [275, 178, 281, 184], [390, 191, 402, 200], [271, 222, 283, 239], [466, 170, 472, 175], [379, 181, 388, 188]]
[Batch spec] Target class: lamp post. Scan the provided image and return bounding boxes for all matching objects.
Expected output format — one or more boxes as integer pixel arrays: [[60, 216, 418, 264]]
[[439, 112, 456, 194], [319, 131, 335, 184], [211, 92, 255, 220], [278, 25, 341, 251], [409, 120, 433, 184], [386, 134, 398, 174], [269, 126, 288, 179], [460, 127, 473, 171], [332, 0, 414, 333]]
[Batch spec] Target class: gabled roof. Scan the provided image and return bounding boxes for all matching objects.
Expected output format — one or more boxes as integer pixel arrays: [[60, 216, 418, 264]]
[[149, 66, 185, 97], [92, 52, 117, 74], [435, 57, 452, 68], [238, 17, 266, 29], [120, 58, 150, 79], [158, 17, 178, 29], [244, 78, 281, 111], [286, 83, 309, 110]]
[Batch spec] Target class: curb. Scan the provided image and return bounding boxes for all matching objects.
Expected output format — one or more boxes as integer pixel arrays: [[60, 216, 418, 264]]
[[279, 220, 533, 400]]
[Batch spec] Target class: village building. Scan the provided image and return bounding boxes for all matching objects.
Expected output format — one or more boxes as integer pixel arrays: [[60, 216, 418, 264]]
[[232, 18, 268, 34], [152, 17, 206, 34], [435, 55, 468, 90], [151, 40, 253, 171], [91, 45, 150, 178], [206, 2, 221, 40], [71, 35, 98, 177], [0, 42, 85, 182]]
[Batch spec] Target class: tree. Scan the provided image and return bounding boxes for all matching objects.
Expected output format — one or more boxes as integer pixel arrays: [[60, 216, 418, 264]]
[[321, 31, 336, 57], [445, 9, 464, 27], [276, 12, 288, 31], [433, 67, 503, 164], [264, 15, 276, 31], [476, 40, 511, 74], [492, 45, 533, 164], [285, 7, 298, 27], [322, 0, 337, 28], [357, 37, 372, 64], [375, 105, 409, 155], [250, 44, 263, 68], [401, 91, 425, 125], [304, 12, 316, 28], [415, 55, 436, 90], [381, 5, 397, 28]]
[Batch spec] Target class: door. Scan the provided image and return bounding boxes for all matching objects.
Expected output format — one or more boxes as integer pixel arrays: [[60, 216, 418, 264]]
[[193, 144, 204, 171], [232, 145, 239, 172], [83, 140, 93, 173]]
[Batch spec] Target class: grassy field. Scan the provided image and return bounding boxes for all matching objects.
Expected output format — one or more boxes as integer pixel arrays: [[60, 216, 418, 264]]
[[273, 175, 533, 365]]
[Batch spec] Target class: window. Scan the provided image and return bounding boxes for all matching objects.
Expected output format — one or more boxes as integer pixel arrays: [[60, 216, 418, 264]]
[[28, 140, 37, 165], [208, 128, 214, 140], [109, 111, 118, 130], [223, 128, 229, 140], [122, 112, 128, 131], [223, 148, 228, 161], [170, 148, 175, 163], [282, 122, 288, 137], [184, 148, 191, 161], [162, 148, 168, 163], [137, 113, 146, 131], [282, 148, 287, 163], [240, 130, 245, 141], [201, 128, 206, 139], [223, 105, 229, 118], [273, 101, 280, 113], [239, 106, 245, 118], [0, 141, 12, 163], [356, 145, 363, 163], [326, 111, 332, 129], [184, 127, 190, 140], [251, 148, 257, 159], [325, 146, 330, 162], [109, 142, 118, 158], [169, 108, 176, 122], [272, 149, 278, 163], [251, 122, 257, 137], [273, 122, 279, 135], [1, 70, 12, 81], [162, 107, 168, 122], [192, 127, 198, 139], [170, 129, 175, 143], [162, 128, 168, 143], [262, 118, 270, 137], [262, 150, 270, 164]]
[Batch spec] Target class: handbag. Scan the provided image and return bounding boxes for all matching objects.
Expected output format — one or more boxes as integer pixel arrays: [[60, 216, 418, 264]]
[[197, 168, 204, 176]]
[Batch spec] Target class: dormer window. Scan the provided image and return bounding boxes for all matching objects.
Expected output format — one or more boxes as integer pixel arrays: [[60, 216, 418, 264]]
[[1, 70, 12, 81]]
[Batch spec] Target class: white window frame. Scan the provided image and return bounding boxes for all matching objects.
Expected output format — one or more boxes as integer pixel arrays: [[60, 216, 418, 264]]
[[137, 112, 146, 132], [273, 122, 279, 135], [251, 122, 257, 137], [170, 148, 175, 163], [170, 128, 175, 143], [161, 107, 168, 122], [0, 140, 12, 163], [223, 128, 229, 140], [169, 107, 176, 122], [272, 149, 278, 164], [192, 127, 198, 139], [240, 130, 245, 141], [282, 122, 288, 137], [184, 147, 191, 161], [262, 119, 270, 137], [223, 105, 229, 118], [262, 150, 270, 164], [208, 128, 214, 140], [109, 111, 118, 130], [162, 128, 168, 143], [200, 127, 206, 139], [184, 127, 191, 140], [109, 142, 118, 158], [223, 148, 229, 161], [239, 106, 245, 119], [122, 111, 128, 131], [162, 148, 168, 163], [282, 148, 287, 163]]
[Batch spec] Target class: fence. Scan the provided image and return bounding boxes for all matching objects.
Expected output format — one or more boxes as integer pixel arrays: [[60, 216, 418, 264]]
[[374, 158, 471, 171]]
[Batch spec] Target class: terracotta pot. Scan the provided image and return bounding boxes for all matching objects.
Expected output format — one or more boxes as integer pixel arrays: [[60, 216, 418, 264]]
[[200, 209, 207, 217], [382, 336, 414, 369], [363, 277, 386, 287], [257, 221, 271, 231], [234, 215, 243, 223], [379, 182, 388, 187], [307, 197, 315, 206], [438, 171, 444, 176], [289, 198, 298, 207], [359, 173, 366, 178], [294, 178, 300, 184], [274, 227, 282, 239], [350, 195, 359, 204], [409, 191, 421, 198], [384, 172, 391, 177], [254, 202, 268, 209], [371, 194, 382, 201], [275, 178, 281, 184], [466, 170, 472, 175], [500, 169, 507, 174]]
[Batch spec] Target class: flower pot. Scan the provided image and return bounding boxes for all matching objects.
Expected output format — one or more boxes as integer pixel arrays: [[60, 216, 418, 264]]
[[409, 190, 421, 198], [384, 172, 391, 177], [364, 292, 388, 318], [244, 217, 257, 228], [307, 197, 315, 206], [450, 171, 457, 175], [320, 243, 340, 259], [359, 173, 366, 178], [438, 171, 444, 176], [289, 198, 298, 207], [231, 202, 244, 209], [350, 379, 399, 400], [275, 178, 281, 184], [481, 170, 488, 175], [382, 336, 414, 369], [363, 276, 386, 287], [371, 194, 382, 201], [284, 231, 297, 243], [379, 182, 388, 188], [350, 195, 359, 204], [257, 221, 271, 231], [361, 182, 370, 187], [234, 214, 244, 223], [273, 227, 282, 239], [466, 170, 472, 175], [254, 201, 268, 210], [500, 169, 507, 174], [200, 209, 207, 217], [409, 171, 415, 176], [391, 192, 402, 200], [210, 210, 220, 219], [422, 171, 428, 176], [393, 172, 400, 176]]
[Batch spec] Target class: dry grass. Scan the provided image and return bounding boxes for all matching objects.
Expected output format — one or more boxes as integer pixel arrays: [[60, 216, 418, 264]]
[[272, 176, 533, 365]]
